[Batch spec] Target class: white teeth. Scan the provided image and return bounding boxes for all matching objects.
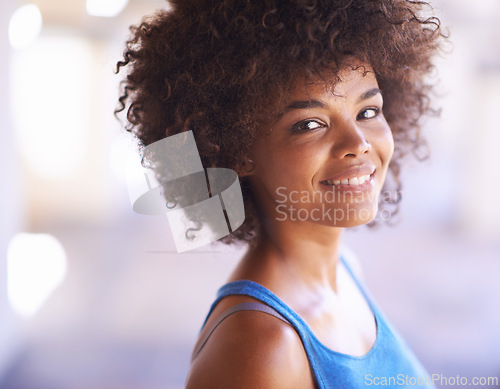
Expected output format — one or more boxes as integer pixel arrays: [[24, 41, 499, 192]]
[[322, 174, 372, 186]]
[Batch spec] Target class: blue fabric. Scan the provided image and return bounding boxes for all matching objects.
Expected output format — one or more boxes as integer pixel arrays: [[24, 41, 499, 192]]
[[204, 257, 436, 389]]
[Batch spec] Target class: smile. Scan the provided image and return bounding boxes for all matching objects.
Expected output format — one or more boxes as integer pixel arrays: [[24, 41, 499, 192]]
[[320, 174, 372, 186], [320, 163, 376, 187]]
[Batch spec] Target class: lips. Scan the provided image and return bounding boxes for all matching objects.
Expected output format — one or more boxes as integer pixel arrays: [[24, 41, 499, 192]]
[[319, 165, 376, 187]]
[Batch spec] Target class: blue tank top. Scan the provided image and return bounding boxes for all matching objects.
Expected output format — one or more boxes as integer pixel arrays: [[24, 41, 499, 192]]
[[198, 257, 436, 389]]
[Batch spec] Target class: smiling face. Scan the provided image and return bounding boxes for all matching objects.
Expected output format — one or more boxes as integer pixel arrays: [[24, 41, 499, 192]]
[[246, 64, 394, 230]]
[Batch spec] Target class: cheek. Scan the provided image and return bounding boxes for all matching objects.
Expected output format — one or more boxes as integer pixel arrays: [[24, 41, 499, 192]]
[[370, 124, 394, 190], [376, 123, 395, 165], [253, 143, 323, 188], [384, 130, 395, 163]]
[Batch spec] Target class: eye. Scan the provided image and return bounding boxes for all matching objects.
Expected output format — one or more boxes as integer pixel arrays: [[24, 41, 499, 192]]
[[291, 119, 327, 133], [357, 107, 380, 120]]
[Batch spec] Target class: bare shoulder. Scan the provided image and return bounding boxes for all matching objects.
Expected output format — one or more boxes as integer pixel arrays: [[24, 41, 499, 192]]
[[185, 298, 315, 389]]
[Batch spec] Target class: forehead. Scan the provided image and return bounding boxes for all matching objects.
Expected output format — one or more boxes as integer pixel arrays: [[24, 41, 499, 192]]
[[290, 64, 379, 101]]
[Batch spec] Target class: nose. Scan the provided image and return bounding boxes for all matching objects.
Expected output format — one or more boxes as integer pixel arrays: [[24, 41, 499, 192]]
[[330, 120, 371, 159]]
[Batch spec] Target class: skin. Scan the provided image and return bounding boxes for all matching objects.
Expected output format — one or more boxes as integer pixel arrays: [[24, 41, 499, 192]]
[[186, 64, 394, 388]]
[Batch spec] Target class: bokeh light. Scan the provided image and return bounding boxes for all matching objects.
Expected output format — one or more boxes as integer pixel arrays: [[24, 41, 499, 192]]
[[7, 233, 67, 318], [8, 4, 42, 50]]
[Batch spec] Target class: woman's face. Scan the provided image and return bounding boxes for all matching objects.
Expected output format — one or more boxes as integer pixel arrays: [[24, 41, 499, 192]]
[[247, 64, 394, 229]]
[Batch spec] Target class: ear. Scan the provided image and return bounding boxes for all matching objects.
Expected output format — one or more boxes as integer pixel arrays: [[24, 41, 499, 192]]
[[235, 159, 255, 177]]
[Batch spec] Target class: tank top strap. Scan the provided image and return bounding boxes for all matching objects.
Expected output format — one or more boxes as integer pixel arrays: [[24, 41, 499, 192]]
[[339, 254, 382, 317], [193, 302, 290, 358], [200, 279, 328, 388]]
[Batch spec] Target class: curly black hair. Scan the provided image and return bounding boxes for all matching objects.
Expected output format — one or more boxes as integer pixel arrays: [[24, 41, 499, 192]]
[[116, 0, 445, 246]]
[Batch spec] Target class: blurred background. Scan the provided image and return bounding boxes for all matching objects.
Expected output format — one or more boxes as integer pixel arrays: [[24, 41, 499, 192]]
[[0, 0, 499, 388]]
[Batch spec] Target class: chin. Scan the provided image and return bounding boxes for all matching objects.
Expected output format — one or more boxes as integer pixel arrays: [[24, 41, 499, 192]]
[[332, 217, 375, 228], [323, 203, 379, 228], [273, 201, 379, 228]]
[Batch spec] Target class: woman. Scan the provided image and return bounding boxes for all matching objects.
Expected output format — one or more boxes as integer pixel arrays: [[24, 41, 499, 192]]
[[116, 0, 444, 387]]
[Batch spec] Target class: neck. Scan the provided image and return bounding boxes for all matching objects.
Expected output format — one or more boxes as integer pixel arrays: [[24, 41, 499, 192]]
[[231, 215, 344, 295]]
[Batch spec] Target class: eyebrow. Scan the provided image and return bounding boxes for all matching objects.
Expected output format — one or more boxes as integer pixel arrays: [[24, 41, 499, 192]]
[[357, 88, 382, 103], [283, 99, 327, 113], [278, 87, 383, 119]]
